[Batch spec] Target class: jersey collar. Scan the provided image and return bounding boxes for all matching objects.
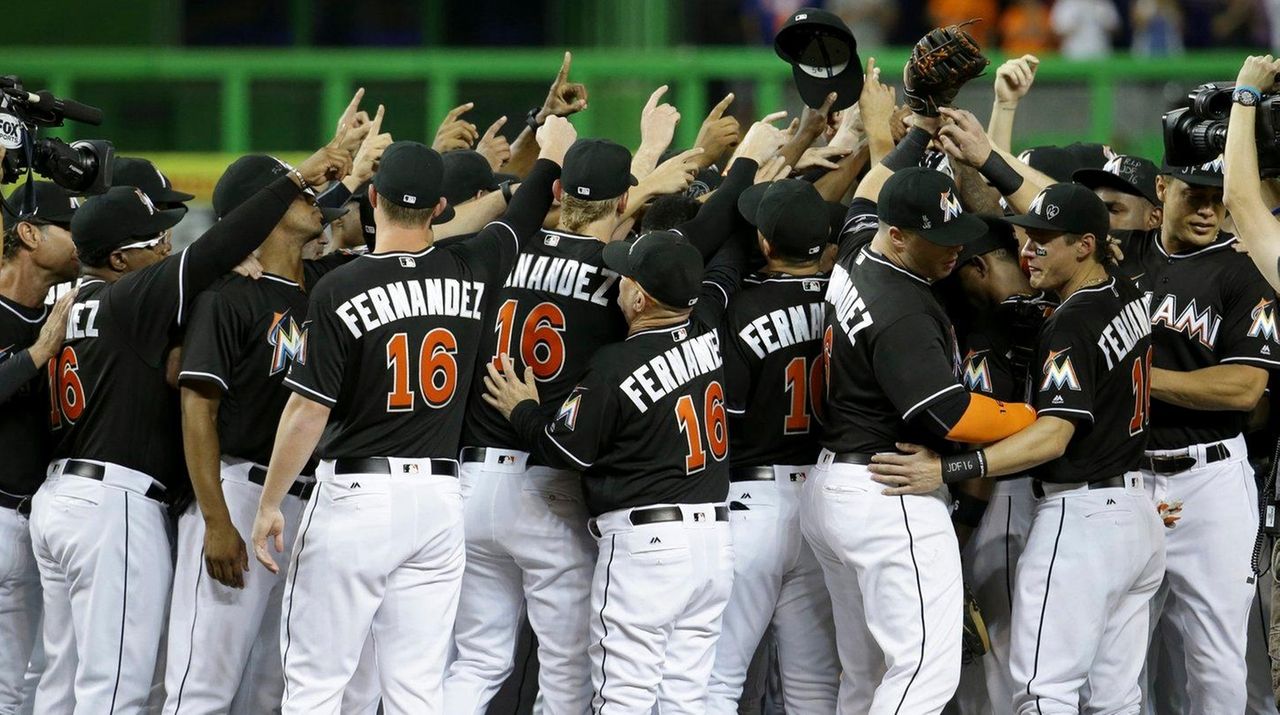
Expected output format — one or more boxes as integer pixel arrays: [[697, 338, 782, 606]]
[[626, 319, 691, 341], [260, 273, 301, 288], [0, 294, 47, 324], [861, 247, 930, 285], [365, 246, 437, 259], [1153, 232, 1236, 260], [1057, 276, 1117, 309]]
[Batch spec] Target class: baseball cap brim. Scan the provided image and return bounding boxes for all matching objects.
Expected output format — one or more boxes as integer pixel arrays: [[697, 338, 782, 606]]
[[152, 186, 195, 204], [144, 207, 187, 235], [601, 239, 636, 278], [1002, 213, 1066, 234], [736, 183, 770, 227], [320, 206, 349, 226], [1164, 172, 1223, 188], [1072, 168, 1156, 204], [918, 213, 988, 247], [791, 65, 862, 112]]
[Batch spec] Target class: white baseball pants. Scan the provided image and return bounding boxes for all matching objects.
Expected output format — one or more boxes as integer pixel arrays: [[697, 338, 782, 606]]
[[1141, 434, 1258, 715], [799, 450, 963, 715], [588, 502, 734, 714], [0, 500, 40, 715], [278, 458, 463, 715], [444, 449, 595, 715], [705, 466, 838, 714], [961, 477, 1035, 715], [28, 461, 174, 715], [162, 460, 311, 714], [1010, 474, 1165, 714]]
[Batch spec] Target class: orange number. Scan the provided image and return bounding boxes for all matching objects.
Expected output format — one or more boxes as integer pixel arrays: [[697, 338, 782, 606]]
[[705, 381, 728, 460], [491, 299, 518, 370], [386, 329, 459, 412], [51, 346, 85, 423], [676, 381, 729, 474], [492, 300, 568, 380], [386, 333, 414, 411], [784, 356, 825, 434], [676, 393, 706, 473], [1129, 345, 1152, 436]]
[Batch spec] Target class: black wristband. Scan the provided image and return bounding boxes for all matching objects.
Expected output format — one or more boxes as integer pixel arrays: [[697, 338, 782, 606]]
[[979, 152, 1025, 197], [526, 107, 544, 132], [881, 126, 931, 172], [952, 491, 989, 528], [941, 450, 987, 484], [499, 179, 515, 204]]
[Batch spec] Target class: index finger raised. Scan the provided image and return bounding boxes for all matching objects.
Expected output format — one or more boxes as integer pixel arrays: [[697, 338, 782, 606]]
[[707, 93, 735, 120], [445, 102, 474, 122], [340, 87, 365, 124], [644, 85, 669, 113], [556, 51, 572, 84], [760, 110, 788, 126]]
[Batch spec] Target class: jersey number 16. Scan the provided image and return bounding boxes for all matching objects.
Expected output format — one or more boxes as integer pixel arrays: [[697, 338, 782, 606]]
[[675, 381, 729, 474]]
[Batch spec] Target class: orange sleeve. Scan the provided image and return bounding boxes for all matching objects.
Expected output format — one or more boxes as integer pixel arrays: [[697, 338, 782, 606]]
[[945, 393, 1036, 444]]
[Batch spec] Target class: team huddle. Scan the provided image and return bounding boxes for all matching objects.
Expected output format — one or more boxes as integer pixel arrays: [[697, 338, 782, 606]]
[[3, 10, 1280, 715]]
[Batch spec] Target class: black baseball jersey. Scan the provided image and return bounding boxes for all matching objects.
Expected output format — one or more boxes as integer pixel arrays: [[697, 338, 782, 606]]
[[1032, 276, 1152, 483], [723, 272, 829, 467], [1138, 234, 1280, 449], [178, 255, 353, 467], [821, 198, 965, 454], [285, 159, 559, 459], [0, 297, 54, 496], [461, 228, 625, 450], [958, 292, 1057, 403]]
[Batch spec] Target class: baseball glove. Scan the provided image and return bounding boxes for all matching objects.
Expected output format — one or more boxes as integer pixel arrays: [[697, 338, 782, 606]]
[[962, 585, 991, 665], [903, 20, 991, 118]]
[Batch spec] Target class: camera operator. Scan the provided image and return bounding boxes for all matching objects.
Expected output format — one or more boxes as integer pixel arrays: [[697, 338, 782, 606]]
[[1223, 54, 1280, 293]]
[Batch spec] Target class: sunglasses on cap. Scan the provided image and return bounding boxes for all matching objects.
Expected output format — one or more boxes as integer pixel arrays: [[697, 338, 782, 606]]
[[117, 230, 172, 252]]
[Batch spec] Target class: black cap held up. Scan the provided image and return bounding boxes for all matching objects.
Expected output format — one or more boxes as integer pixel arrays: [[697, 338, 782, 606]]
[[1004, 183, 1110, 241], [214, 154, 348, 225], [738, 179, 829, 258], [1073, 154, 1161, 206], [774, 8, 863, 111], [876, 167, 986, 247], [602, 231, 704, 309], [71, 185, 185, 256], [112, 156, 195, 207], [2, 180, 80, 227], [561, 139, 637, 201], [1161, 155, 1224, 188], [372, 141, 456, 223]]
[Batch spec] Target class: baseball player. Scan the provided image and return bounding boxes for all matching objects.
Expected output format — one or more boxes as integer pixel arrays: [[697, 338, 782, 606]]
[[1128, 159, 1278, 713], [26, 135, 348, 713], [112, 156, 196, 215], [1072, 154, 1162, 281], [482, 228, 746, 714], [0, 182, 79, 715], [872, 183, 1165, 713], [249, 122, 573, 715], [947, 219, 1055, 713], [161, 117, 385, 713], [445, 131, 764, 714], [703, 178, 838, 713]]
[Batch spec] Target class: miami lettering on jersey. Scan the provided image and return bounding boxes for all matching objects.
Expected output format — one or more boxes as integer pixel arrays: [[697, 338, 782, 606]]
[[335, 278, 486, 338], [1150, 295, 1220, 349], [1247, 297, 1278, 342], [961, 349, 992, 393], [267, 310, 307, 375], [737, 302, 825, 359], [620, 330, 723, 413], [505, 253, 619, 307], [1041, 348, 1081, 392]]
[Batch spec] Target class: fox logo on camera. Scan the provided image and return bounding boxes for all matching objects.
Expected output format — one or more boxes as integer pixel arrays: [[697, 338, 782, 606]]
[[0, 109, 23, 150]]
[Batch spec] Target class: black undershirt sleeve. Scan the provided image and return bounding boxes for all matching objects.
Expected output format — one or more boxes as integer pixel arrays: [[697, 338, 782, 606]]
[[676, 159, 757, 259], [0, 351, 37, 404]]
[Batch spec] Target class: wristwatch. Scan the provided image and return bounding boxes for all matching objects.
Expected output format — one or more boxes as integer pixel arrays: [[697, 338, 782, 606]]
[[526, 107, 545, 131], [1233, 86, 1262, 107]]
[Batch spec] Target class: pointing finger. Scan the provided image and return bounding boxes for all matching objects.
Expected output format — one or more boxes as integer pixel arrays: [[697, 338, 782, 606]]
[[482, 115, 508, 141], [445, 103, 474, 122], [365, 104, 385, 141], [707, 93, 735, 120], [556, 51, 572, 84], [341, 87, 365, 124], [864, 56, 877, 78], [645, 85, 669, 113], [760, 110, 788, 125]]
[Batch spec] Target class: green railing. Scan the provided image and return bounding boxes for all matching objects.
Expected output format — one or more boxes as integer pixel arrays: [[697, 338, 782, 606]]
[[0, 47, 1254, 156]]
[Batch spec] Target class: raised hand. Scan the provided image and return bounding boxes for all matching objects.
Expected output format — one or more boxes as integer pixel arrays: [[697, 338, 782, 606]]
[[296, 123, 355, 186], [797, 91, 839, 142], [797, 145, 851, 172], [641, 147, 704, 196], [733, 111, 789, 165], [753, 155, 791, 184], [937, 107, 995, 167], [1237, 54, 1280, 92], [335, 88, 373, 157], [859, 58, 897, 141], [476, 116, 512, 170], [433, 103, 479, 153], [694, 93, 741, 168], [537, 51, 589, 122], [995, 54, 1040, 104], [349, 105, 391, 185], [536, 115, 578, 167], [640, 85, 681, 153]]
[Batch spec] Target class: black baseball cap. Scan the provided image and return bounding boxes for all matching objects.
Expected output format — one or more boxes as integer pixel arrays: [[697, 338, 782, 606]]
[[1073, 154, 1161, 206], [372, 141, 456, 223], [602, 231, 704, 309], [2, 180, 80, 227], [442, 149, 500, 207], [71, 185, 185, 256], [876, 167, 987, 246], [738, 179, 829, 258], [112, 156, 195, 207], [561, 139, 637, 201], [213, 155, 348, 225], [1018, 143, 1114, 182], [1161, 155, 1224, 188], [774, 8, 863, 111], [1004, 183, 1110, 240], [958, 216, 1017, 265]]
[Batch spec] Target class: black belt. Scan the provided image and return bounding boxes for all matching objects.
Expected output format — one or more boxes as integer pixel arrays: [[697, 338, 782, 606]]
[[459, 447, 544, 467], [0, 491, 32, 517], [63, 460, 168, 504], [1032, 475, 1126, 499], [332, 457, 459, 478], [589, 504, 729, 538], [1140, 442, 1230, 475], [832, 452, 873, 465], [247, 466, 315, 500], [730, 466, 775, 482]]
